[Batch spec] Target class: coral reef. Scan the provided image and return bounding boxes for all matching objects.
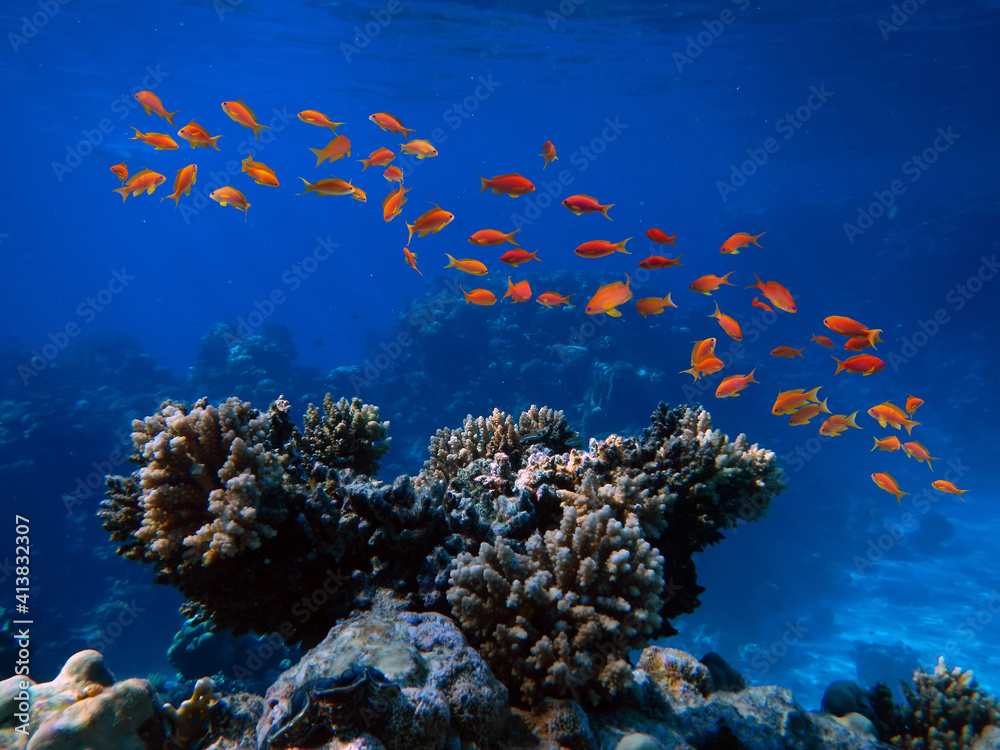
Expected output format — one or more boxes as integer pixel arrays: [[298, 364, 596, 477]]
[[295, 394, 390, 475]]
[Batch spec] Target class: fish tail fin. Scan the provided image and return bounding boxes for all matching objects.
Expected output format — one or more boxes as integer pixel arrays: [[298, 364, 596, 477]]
[[895, 489, 909, 504], [679, 366, 701, 381], [113, 186, 130, 202], [252, 122, 271, 141], [478, 175, 489, 192], [831, 356, 846, 375], [870, 437, 881, 452], [617, 237, 632, 254], [744, 271, 763, 290], [903, 419, 920, 435], [721, 271, 736, 285], [866, 328, 883, 348], [406, 223, 416, 245], [160, 193, 180, 208], [805, 386, 823, 402], [358, 158, 371, 170], [747, 367, 759, 384], [956, 488, 968, 500], [795, 348, 804, 357], [532, 251, 542, 262], [601, 204, 614, 220], [818, 397, 831, 414], [165, 110, 180, 126], [845, 411, 860, 429], [752, 231, 766, 246], [244, 202, 250, 222], [443, 253, 457, 269], [663, 293, 676, 308], [296, 177, 313, 195], [210, 135, 224, 150], [508, 229, 521, 244]]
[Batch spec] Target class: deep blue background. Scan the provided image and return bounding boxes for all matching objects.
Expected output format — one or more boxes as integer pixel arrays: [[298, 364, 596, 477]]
[[1, 0, 997, 709]]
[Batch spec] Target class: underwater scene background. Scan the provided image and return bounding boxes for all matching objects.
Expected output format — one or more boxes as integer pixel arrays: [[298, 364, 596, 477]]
[[1, 0, 999, 747]]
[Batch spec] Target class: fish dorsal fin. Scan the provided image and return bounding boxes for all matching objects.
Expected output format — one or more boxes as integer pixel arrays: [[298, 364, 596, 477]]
[[235, 97, 258, 121]]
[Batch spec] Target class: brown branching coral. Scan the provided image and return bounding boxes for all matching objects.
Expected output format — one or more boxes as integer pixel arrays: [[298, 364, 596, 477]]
[[295, 394, 391, 475]]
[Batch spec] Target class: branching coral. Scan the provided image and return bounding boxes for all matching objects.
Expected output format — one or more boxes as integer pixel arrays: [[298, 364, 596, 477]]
[[295, 394, 391, 475]]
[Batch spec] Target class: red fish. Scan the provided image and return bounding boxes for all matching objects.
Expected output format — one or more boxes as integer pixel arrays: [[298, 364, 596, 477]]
[[635, 295, 676, 317], [902, 441, 939, 471], [222, 98, 270, 141], [298, 110, 344, 131], [708, 302, 741, 341], [585, 275, 633, 317], [562, 194, 613, 220], [383, 165, 404, 183], [868, 402, 920, 434], [469, 229, 520, 246], [540, 140, 557, 169], [112, 168, 165, 201], [645, 229, 677, 245], [537, 291, 574, 308], [403, 247, 422, 276], [770, 346, 803, 358], [638, 254, 683, 270], [575, 238, 631, 258], [382, 185, 410, 222], [297, 177, 355, 197], [500, 249, 542, 267], [309, 135, 352, 167], [772, 386, 822, 415], [110, 162, 128, 184], [129, 127, 179, 150], [502, 277, 532, 303], [810, 334, 835, 348], [823, 316, 883, 348], [744, 272, 796, 313], [161, 164, 197, 207], [444, 254, 487, 275], [176, 121, 223, 150], [358, 147, 395, 170], [689, 272, 735, 295], [751, 297, 773, 312], [931, 480, 967, 500], [406, 204, 454, 244], [369, 112, 415, 137], [871, 436, 902, 452], [462, 287, 497, 305], [242, 154, 279, 187], [135, 91, 179, 125], [720, 232, 765, 254], [716, 369, 758, 398], [401, 139, 438, 159], [872, 472, 908, 504], [820, 412, 861, 437], [210, 186, 250, 221], [479, 173, 535, 197], [832, 354, 885, 376], [905, 394, 923, 415], [788, 399, 831, 426]]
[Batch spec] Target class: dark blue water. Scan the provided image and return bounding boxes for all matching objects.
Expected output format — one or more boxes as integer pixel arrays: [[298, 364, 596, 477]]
[[1, 0, 997, 710]]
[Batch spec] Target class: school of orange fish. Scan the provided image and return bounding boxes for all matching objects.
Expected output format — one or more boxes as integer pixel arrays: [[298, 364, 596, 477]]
[[111, 91, 966, 505]]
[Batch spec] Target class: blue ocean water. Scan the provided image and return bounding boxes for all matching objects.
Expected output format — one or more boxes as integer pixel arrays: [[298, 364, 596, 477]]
[[1, 0, 997, 713]]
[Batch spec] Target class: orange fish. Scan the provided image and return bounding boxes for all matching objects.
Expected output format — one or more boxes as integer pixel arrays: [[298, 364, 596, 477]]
[[462, 287, 497, 306], [575, 238, 632, 258], [350, 186, 367, 203], [585, 274, 633, 317], [479, 173, 535, 197], [176, 121, 223, 150], [645, 229, 677, 245], [562, 194, 613, 220], [382, 185, 410, 222], [403, 247, 422, 276], [690, 338, 717, 365], [298, 110, 344, 131], [872, 472, 908, 503], [832, 354, 885, 376], [221, 98, 270, 141], [811, 334, 835, 348], [406, 204, 454, 244], [309, 135, 351, 167], [871, 436, 902, 452], [819, 412, 861, 437], [788, 398, 831, 426], [770, 346, 803, 358], [383, 165, 404, 183], [716, 369, 758, 398], [635, 294, 676, 317], [844, 336, 874, 351], [905, 394, 924, 415], [112, 168, 165, 201], [135, 91, 179, 125], [720, 232, 765, 254], [681, 356, 724, 381], [752, 297, 773, 312], [369, 112, 415, 137], [210, 186, 250, 221], [902, 441, 939, 471], [500, 249, 542, 267], [110, 162, 128, 184], [129, 127, 179, 150], [689, 272, 735, 295], [242, 154, 279, 187], [772, 386, 822, 415], [359, 147, 396, 170], [931, 480, 968, 500], [540, 140, 557, 169], [537, 291, 574, 308], [708, 302, 741, 341], [638, 254, 683, 270], [160, 164, 197, 207], [868, 402, 920, 434], [823, 316, 883, 348], [400, 139, 438, 159], [444, 254, 487, 275], [502, 277, 532, 303], [745, 272, 796, 313], [297, 177, 355, 197], [469, 228, 520, 246]]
